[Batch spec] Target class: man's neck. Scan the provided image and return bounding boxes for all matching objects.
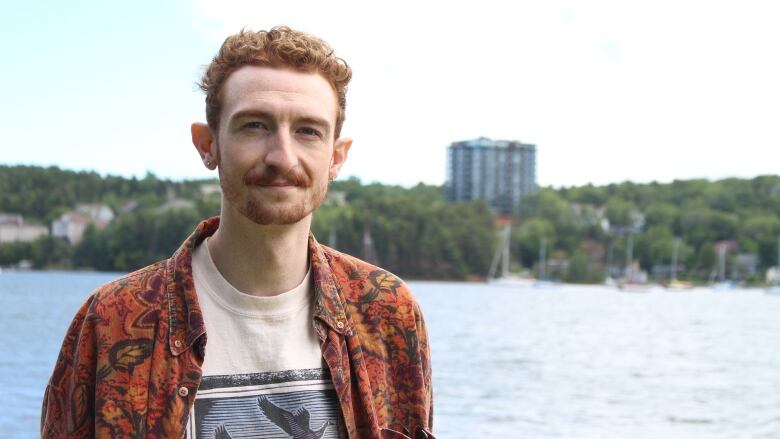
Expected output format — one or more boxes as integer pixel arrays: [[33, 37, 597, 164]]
[[207, 207, 312, 297]]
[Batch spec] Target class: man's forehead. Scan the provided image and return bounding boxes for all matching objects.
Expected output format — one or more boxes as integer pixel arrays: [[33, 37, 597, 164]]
[[221, 65, 338, 121]]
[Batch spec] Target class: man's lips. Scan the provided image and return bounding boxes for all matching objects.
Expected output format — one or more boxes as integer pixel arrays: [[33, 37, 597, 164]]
[[249, 181, 304, 192], [254, 180, 301, 188]]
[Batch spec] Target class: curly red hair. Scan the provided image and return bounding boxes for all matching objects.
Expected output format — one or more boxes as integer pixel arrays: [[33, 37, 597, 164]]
[[198, 26, 352, 138]]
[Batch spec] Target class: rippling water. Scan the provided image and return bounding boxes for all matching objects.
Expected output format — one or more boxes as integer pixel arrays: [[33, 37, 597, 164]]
[[416, 282, 780, 439], [2, 272, 780, 438]]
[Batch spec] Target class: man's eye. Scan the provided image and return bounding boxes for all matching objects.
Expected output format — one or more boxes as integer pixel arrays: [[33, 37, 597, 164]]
[[243, 121, 266, 130], [298, 127, 321, 138]]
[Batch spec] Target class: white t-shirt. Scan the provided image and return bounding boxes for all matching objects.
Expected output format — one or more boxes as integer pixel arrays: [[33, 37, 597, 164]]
[[186, 240, 342, 439]]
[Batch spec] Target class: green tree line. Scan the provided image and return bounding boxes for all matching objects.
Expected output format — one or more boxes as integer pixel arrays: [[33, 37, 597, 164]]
[[1, 165, 779, 283], [521, 177, 780, 283]]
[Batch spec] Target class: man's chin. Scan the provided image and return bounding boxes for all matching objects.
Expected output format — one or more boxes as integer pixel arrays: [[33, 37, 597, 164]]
[[240, 204, 312, 226], [225, 185, 327, 226]]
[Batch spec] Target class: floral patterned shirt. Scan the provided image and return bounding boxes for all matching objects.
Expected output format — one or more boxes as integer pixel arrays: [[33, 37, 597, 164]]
[[41, 217, 434, 438]]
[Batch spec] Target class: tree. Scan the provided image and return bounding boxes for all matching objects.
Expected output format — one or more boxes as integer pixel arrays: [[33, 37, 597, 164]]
[[513, 218, 555, 269], [606, 199, 636, 227], [740, 214, 780, 269], [565, 250, 589, 283], [644, 203, 678, 230]]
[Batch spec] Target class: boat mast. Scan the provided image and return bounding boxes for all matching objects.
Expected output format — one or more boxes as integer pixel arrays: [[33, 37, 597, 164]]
[[362, 227, 380, 265], [773, 234, 780, 285], [539, 237, 547, 281], [488, 222, 511, 279], [501, 223, 511, 278], [671, 237, 680, 282], [625, 233, 634, 278], [717, 245, 726, 283], [328, 225, 337, 249]]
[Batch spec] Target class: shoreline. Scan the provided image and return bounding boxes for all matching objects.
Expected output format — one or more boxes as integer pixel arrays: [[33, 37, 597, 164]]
[[2, 268, 775, 290]]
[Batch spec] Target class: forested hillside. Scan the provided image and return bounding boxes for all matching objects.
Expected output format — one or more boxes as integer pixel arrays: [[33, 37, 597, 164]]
[[1, 165, 779, 283]]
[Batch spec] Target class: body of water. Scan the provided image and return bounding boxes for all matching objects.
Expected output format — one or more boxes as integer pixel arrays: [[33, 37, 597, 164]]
[[2, 272, 779, 438]]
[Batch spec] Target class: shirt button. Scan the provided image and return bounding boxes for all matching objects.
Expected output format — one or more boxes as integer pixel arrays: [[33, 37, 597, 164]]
[[178, 386, 189, 397], [336, 321, 345, 329], [174, 339, 182, 348]]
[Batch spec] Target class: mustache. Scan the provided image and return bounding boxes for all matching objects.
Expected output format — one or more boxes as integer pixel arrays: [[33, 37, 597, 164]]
[[243, 166, 311, 187]]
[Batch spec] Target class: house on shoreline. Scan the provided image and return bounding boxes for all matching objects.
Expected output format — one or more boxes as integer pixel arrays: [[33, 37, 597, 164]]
[[0, 214, 49, 244], [52, 204, 114, 245]]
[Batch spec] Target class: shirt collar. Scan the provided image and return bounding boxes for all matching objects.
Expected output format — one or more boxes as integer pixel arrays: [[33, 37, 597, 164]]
[[308, 232, 351, 335], [166, 216, 350, 356]]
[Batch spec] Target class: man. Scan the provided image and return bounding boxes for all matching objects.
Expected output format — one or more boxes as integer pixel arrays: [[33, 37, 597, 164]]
[[41, 27, 433, 439]]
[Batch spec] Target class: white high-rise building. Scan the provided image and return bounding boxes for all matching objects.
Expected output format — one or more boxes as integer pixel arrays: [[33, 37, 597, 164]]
[[445, 137, 537, 215]]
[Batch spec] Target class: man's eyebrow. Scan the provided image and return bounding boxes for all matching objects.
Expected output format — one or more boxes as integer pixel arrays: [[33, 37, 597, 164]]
[[229, 109, 273, 123]]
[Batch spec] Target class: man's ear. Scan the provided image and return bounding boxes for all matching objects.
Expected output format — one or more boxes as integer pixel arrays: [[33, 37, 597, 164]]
[[191, 123, 218, 170], [329, 137, 352, 180]]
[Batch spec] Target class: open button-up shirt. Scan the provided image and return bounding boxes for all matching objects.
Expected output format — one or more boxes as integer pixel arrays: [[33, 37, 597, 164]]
[[41, 217, 434, 438]]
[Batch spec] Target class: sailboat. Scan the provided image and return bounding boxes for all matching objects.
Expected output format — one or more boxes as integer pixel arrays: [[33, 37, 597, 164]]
[[711, 241, 736, 290], [487, 223, 534, 287], [618, 233, 651, 292], [667, 237, 694, 290], [328, 225, 338, 249], [533, 237, 557, 288], [604, 240, 618, 287], [362, 227, 380, 266], [766, 235, 780, 295]]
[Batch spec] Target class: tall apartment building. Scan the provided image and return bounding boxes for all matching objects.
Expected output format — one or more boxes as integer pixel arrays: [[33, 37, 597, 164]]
[[445, 137, 537, 215]]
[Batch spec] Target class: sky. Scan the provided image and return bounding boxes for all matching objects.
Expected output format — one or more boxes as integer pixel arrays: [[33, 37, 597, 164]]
[[2, 0, 779, 188]]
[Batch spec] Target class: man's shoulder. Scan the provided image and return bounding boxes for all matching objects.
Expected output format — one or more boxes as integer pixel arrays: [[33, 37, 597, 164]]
[[87, 259, 170, 315], [319, 245, 419, 312]]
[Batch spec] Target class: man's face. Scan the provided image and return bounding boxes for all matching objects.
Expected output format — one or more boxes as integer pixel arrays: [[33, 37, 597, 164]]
[[212, 65, 349, 225]]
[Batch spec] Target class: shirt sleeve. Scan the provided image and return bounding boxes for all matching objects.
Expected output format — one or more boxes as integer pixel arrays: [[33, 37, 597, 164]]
[[414, 299, 434, 433], [41, 294, 98, 438]]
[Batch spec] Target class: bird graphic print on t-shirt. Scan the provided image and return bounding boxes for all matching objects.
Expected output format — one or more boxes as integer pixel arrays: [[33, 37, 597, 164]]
[[257, 396, 334, 439], [185, 368, 342, 439]]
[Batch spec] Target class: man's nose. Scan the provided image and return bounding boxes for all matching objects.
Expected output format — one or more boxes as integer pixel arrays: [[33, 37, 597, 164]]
[[263, 130, 297, 171]]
